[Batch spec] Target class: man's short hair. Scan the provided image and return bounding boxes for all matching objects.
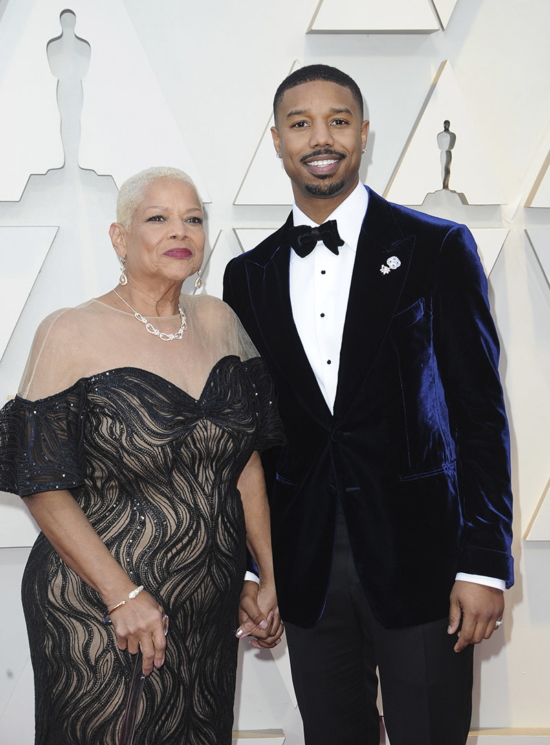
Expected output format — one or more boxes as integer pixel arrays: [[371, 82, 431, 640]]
[[273, 64, 364, 122]]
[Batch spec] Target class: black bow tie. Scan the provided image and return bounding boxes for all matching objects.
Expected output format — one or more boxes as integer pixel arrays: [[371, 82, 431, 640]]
[[288, 220, 345, 258]]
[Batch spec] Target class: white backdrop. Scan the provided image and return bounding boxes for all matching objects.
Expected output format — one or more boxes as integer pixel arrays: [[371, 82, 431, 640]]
[[1, 0, 550, 742]]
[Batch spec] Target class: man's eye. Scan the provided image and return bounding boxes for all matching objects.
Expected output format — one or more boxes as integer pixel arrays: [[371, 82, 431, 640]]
[[291, 121, 308, 128], [332, 119, 348, 126]]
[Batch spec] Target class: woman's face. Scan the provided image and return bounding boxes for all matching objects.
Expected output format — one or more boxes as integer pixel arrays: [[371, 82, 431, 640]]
[[121, 178, 205, 286]]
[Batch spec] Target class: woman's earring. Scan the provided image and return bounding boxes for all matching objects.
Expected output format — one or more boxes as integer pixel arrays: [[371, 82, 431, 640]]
[[195, 269, 203, 290], [119, 257, 128, 286], [276, 152, 282, 159]]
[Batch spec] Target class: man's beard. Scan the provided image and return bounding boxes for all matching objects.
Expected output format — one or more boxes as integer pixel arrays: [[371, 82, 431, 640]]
[[304, 179, 345, 198]]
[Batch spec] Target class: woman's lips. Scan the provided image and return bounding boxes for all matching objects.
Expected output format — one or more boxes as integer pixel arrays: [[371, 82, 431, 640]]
[[164, 248, 192, 259]]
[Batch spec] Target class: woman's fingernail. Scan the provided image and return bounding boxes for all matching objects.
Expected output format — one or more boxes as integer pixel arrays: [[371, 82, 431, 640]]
[[275, 638, 282, 645], [155, 660, 163, 668], [236, 629, 244, 638], [258, 620, 268, 629]]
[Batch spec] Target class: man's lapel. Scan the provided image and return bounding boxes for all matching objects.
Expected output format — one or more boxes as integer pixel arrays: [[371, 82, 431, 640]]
[[334, 189, 416, 420], [244, 215, 332, 428]]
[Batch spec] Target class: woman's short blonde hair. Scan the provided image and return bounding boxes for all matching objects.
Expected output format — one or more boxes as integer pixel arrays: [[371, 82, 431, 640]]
[[116, 166, 201, 230]]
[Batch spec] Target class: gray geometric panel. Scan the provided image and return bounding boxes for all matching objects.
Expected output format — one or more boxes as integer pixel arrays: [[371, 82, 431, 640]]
[[0, 658, 34, 743], [201, 231, 242, 300], [523, 228, 550, 540], [431, 0, 459, 28], [0, 547, 33, 742], [526, 228, 550, 287], [470, 229, 508, 276], [234, 61, 299, 206], [0, 226, 58, 362], [0, 492, 39, 548], [526, 151, 550, 208], [308, 0, 439, 33], [524, 481, 550, 541]]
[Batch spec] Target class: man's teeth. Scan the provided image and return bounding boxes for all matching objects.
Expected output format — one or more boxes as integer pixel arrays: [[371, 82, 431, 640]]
[[309, 159, 338, 167]]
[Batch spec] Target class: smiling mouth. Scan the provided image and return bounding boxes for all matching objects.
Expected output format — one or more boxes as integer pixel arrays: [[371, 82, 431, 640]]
[[308, 159, 339, 167], [301, 150, 345, 178]]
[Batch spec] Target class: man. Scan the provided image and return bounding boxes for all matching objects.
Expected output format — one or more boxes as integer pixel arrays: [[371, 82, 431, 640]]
[[224, 65, 513, 744]]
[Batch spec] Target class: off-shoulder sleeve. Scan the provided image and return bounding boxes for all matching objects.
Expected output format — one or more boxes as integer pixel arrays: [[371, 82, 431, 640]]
[[243, 357, 286, 453], [0, 380, 88, 497]]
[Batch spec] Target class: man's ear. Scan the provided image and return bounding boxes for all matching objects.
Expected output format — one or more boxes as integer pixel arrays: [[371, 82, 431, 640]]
[[361, 120, 370, 152], [109, 222, 127, 259], [271, 125, 282, 158]]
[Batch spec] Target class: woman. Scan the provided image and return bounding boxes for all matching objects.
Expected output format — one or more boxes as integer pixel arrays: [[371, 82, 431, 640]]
[[0, 166, 284, 744]]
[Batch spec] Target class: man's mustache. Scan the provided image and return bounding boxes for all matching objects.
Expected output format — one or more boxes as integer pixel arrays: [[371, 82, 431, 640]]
[[299, 149, 346, 163]]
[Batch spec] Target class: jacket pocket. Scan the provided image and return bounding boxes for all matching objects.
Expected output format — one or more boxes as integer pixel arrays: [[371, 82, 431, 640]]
[[391, 298, 425, 331], [399, 461, 456, 482], [275, 473, 297, 487]]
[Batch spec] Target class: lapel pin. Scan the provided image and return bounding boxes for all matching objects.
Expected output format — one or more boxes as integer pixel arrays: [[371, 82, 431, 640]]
[[380, 256, 401, 275]]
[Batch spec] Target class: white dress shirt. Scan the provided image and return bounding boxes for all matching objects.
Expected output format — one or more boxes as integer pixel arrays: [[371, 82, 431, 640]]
[[290, 182, 367, 413], [286, 181, 505, 593]]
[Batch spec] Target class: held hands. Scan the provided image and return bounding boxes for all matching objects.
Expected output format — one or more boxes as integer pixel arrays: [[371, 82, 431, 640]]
[[236, 580, 284, 649], [104, 587, 166, 675], [448, 580, 504, 653]]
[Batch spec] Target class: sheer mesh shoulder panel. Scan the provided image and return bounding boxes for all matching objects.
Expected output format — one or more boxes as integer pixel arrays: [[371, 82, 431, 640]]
[[19, 295, 269, 402], [19, 306, 82, 400]]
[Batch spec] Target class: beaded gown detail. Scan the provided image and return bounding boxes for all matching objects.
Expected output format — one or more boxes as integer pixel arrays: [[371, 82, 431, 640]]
[[0, 296, 284, 745]]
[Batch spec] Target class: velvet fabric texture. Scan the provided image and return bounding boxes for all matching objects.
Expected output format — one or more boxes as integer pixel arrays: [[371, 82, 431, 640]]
[[223, 187, 514, 630]]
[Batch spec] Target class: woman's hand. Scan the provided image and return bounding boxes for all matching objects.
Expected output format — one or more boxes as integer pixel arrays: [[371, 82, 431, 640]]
[[236, 452, 283, 648], [23, 490, 167, 675], [237, 580, 284, 649], [107, 589, 166, 675]]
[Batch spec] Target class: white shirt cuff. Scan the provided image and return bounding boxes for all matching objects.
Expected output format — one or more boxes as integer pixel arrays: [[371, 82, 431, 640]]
[[244, 571, 260, 584], [455, 572, 506, 591]]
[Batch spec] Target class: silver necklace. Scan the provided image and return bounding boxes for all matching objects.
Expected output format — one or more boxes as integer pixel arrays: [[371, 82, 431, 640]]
[[113, 289, 187, 342]]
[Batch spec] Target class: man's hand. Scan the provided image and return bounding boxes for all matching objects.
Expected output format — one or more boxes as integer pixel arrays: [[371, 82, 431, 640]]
[[448, 580, 504, 652], [236, 580, 284, 649]]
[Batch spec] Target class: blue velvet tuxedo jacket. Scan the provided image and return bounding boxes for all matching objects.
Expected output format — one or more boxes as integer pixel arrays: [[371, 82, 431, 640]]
[[223, 187, 514, 629]]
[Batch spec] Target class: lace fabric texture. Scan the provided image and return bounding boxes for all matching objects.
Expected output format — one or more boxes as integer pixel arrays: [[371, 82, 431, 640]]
[[0, 295, 284, 745]]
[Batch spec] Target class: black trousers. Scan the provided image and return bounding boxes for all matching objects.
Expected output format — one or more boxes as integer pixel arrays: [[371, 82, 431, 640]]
[[284, 508, 473, 745]]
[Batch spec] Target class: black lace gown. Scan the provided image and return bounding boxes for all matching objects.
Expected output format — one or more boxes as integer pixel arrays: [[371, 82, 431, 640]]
[[0, 356, 283, 745]]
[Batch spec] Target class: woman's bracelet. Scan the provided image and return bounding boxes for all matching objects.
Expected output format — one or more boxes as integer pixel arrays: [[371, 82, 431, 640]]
[[107, 585, 144, 615]]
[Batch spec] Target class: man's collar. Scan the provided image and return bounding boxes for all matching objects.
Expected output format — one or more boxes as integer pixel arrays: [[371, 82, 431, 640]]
[[292, 182, 369, 253]]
